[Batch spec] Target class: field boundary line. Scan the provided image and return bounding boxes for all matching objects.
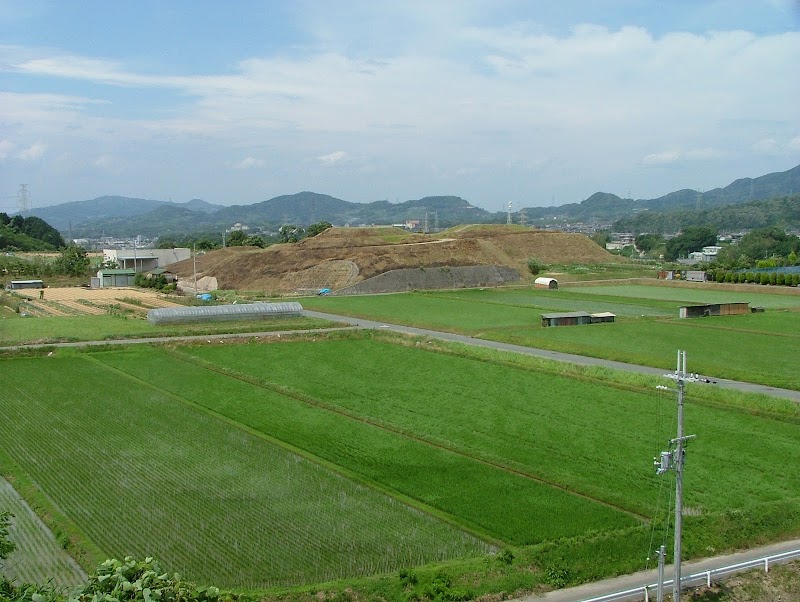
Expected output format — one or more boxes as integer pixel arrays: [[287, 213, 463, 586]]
[[82, 351, 505, 548], [161, 345, 650, 523]]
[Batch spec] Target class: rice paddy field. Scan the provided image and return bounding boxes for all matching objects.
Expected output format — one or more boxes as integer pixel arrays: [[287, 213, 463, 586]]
[[301, 283, 800, 390], [1, 332, 799, 594]]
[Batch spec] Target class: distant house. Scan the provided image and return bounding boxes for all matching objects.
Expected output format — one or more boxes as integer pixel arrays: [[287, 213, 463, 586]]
[[534, 277, 558, 289]]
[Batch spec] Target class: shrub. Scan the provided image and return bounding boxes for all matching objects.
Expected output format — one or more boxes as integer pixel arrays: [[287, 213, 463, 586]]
[[527, 257, 544, 275], [769, 272, 778, 285], [776, 273, 785, 286], [760, 273, 770, 285]]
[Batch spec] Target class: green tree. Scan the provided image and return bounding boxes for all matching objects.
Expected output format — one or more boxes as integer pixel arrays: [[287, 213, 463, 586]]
[[226, 230, 247, 246], [0, 511, 14, 567], [634, 233, 664, 253], [306, 221, 333, 238], [243, 234, 266, 247], [664, 226, 718, 261], [54, 245, 91, 276], [278, 225, 304, 243]]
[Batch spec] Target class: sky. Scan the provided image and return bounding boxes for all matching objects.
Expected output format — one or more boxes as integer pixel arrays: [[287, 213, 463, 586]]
[[1, 0, 799, 213]]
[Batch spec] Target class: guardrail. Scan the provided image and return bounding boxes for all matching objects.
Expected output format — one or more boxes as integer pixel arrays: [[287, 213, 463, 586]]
[[579, 548, 800, 602]]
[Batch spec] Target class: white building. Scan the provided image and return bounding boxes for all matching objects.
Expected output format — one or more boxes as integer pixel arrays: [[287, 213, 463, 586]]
[[103, 248, 191, 272]]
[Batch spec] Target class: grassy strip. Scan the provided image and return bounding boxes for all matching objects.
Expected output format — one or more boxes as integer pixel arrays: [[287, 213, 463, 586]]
[[0, 314, 340, 346]]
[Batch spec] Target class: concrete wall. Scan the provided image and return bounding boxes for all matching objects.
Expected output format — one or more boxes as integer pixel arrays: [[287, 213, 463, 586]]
[[333, 265, 520, 295]]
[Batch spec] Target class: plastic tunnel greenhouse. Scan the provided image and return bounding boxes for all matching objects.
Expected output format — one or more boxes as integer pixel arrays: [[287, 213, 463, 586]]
[[147, 302, 304, 325]]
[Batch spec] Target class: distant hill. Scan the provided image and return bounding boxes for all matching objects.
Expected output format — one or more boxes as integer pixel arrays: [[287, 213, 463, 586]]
[[614, 194, 800, 233], [24, 163, 800, 237], [28, 196, 225, 232]]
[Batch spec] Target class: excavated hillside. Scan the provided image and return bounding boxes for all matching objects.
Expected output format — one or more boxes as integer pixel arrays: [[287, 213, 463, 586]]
[[168, 225, 619, 292]]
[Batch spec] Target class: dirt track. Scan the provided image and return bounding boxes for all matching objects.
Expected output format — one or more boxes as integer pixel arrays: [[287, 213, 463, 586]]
[[15, 287, 181, 317]]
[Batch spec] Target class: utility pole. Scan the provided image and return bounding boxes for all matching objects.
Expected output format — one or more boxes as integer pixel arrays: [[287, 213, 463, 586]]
[[655, 350, 699, 602], [193, 243, 197, 293], [506, 201, 512, 225]]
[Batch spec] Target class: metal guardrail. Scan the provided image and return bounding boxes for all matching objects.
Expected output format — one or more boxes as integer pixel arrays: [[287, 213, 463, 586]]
[[579, 548, 800, 602]]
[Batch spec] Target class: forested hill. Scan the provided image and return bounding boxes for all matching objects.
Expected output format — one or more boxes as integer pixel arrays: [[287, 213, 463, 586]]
[[613, 194, 800, 234], [0, 213, 66, 251]]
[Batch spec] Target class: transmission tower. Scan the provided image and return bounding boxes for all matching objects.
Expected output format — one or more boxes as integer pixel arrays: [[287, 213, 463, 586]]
[[506, 201, 512, 225], [518, 208, 527, 227], [18, 184, 30, 215], [423, 210, 429, 234]]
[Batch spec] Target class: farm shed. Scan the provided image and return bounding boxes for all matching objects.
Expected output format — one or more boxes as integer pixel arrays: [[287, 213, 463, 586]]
[[590, 312, 616, 324], [97, 269, 136, 288], [541, 311, 592, 327], [9, 280, 44, 290], [684, 271, 707, 282], [679, 302, 750, 319], [534, 277, 558, 289], [147, 301, 303, 325]]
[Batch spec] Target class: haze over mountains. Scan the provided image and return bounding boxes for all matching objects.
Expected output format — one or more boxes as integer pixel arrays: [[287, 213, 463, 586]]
[[25, 164, 800, 238]]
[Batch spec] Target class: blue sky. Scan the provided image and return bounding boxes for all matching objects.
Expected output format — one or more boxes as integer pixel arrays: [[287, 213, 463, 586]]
[[1, 0, 799, 213]]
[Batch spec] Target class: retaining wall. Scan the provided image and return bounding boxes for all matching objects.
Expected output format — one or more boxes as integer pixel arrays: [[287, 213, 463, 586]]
[[332, 265, 520, 295]]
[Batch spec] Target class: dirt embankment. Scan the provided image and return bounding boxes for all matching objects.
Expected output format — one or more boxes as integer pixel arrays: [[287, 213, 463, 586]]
[[168, 225, 619, 293]]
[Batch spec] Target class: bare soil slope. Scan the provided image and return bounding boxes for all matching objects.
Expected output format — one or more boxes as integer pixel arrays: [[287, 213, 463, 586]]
[[169, 225, 618, 292]]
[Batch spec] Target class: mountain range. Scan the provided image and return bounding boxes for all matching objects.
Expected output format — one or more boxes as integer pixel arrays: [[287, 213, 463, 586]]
[[24, 163, 800, 238]]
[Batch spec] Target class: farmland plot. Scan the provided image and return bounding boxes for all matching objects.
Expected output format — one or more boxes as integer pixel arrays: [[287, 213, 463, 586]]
[[301, 287, 800, 389], [0, 355, 490, 588], [94, 346, 640, 545], [174, 338, 800, 516]]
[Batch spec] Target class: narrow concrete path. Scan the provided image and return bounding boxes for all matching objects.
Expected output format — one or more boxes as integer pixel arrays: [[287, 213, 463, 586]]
[[517, 538, 800, 602], [303, 310, 800, 402]]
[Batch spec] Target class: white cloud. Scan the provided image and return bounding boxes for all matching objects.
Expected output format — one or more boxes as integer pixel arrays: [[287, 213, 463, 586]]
[[752, 138, 779, 153], [789, 136, 800, 151], [18, 142, 46, 160], [232, 157, 265, 170], [0, 139, 15, 160], [319, 151, 348, 165], [643, 150, 680, 165], [2, 20, 799, 207]]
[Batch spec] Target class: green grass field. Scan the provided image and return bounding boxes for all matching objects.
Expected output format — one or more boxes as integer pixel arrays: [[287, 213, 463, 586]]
[[2, 334, 799, 593], [0, 353, 490, 588], [301, 285, 800, 389]]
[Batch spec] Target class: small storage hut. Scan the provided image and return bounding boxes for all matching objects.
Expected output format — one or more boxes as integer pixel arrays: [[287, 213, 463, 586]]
[[541, 311, 592, 327], [97, 269, 136, 288], [9, 280, 44, 290], [534, 277, 558, 289], [590, 312, 616, 324], [679, 302, 749, 318], [147, 301, 303, 325]]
